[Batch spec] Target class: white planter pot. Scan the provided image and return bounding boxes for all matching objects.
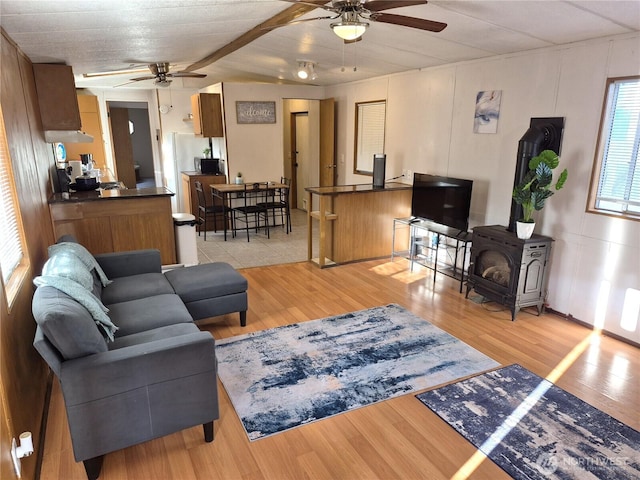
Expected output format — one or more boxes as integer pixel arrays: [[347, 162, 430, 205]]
[[235, 177, 243, 184], [516, 221, 535, 239]]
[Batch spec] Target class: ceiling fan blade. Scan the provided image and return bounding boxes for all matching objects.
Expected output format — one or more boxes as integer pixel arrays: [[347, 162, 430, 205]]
[[280, 0, 332, 10], [261, 15, 336, 31], [129, 75, 156, 81], [371, 13, 446, 32], [365, 1, 428, 12], [169, 72, 207, 78]]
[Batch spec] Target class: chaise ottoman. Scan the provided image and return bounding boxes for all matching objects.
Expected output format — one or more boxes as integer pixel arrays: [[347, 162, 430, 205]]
[[164, 262, 248, 326]]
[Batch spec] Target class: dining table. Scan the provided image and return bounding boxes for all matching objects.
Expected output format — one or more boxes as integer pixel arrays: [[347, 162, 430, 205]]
[[210, 181, 287, 240]]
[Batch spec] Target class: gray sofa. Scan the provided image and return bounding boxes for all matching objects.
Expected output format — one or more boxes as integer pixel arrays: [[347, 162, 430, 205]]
[[32, 239, 248, 479]]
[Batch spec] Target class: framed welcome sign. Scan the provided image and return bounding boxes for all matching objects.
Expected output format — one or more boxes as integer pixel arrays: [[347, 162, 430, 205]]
[[236, 101, 276, 124]]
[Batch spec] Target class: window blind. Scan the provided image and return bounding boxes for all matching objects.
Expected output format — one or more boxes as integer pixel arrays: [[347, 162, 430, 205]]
[[595, 78, 640, 216], [356, 101, 386, 172], [0, 107, 24, 284]]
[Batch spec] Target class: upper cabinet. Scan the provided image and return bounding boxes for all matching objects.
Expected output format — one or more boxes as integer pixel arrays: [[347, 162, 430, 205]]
[[33, 64, 81, 131], [64, 95, 107, 168], [191, 93, 223, 137]]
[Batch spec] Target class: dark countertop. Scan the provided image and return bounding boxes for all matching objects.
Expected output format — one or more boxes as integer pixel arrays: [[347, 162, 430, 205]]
[[49, 187, 174, 204], [181, 171, 226, 177], [305, 182, 412, 195]]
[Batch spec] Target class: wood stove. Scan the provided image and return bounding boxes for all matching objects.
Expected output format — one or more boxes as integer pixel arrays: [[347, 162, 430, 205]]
[[466, 225, 553, 320]]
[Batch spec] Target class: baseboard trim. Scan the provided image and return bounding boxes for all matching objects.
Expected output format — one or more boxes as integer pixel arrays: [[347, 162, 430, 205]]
[[546, 307, 639, 349], [35, 369, 53, 480]]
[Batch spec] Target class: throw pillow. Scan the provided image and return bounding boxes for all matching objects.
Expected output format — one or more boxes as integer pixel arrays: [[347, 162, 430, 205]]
[[33, 275, 118, 341]]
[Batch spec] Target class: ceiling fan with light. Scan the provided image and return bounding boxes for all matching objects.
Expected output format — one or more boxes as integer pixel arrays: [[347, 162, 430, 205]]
[[125, 62, 206, 87], [84, 62, 206, 87], [278, 0, 447, 41]]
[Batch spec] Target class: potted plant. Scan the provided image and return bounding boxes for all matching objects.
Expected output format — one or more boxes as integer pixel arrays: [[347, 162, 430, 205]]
[[202, 147, 211, 159], [512, 149, 568, 239], [235, 171, 243, 184]]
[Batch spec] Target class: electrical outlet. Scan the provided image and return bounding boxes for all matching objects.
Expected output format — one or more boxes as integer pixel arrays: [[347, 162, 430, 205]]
[[406, 170, 413, 179], [11, 438, 21, 478]]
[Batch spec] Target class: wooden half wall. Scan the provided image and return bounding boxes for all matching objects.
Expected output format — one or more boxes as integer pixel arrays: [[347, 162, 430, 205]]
[[1, 29, 58, 480]]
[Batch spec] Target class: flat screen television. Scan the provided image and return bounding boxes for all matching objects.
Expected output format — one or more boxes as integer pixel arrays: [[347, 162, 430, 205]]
[[411, 173, 473, 232]]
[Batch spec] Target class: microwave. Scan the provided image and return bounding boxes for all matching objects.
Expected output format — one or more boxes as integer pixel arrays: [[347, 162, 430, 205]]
[[194, 157, 220, 174]]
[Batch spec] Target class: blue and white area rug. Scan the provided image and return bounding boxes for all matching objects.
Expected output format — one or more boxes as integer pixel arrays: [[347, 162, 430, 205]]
[[215, 303, 499, 440], [417, 364, 640, 480]]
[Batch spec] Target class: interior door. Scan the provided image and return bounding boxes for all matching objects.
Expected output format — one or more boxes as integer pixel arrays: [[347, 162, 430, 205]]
[[319, 97, 336, 187], [108, 107, 136, 188], [294, 113, 310, 210]]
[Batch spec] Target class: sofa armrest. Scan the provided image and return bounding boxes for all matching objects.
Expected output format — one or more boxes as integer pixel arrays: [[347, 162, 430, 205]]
[[60, 332, 216, 404], [94, 249, 162, 278]]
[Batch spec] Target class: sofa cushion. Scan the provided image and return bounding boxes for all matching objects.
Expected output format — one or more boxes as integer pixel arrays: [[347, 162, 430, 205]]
[[32, 286, 108, 360], [164, 263, 248, 303], [101, 273, 175, 305], [108, 294, 193, 337], [108, 323, 201, 350]]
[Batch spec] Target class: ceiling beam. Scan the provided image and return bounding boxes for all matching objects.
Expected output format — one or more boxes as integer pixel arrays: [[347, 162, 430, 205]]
[[184, 1, 328, 72]]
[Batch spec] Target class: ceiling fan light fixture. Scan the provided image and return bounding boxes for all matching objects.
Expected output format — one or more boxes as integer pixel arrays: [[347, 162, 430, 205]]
[[296, 61, 317, 81], [331, 21, 368, 41]]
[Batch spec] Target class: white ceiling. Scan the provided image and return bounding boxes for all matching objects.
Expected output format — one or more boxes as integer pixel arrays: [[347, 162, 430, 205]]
[[1, 0, 639, 89]]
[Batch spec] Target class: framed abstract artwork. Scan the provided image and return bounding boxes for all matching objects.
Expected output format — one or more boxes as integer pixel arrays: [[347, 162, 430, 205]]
[[474, 90, 502, 134]]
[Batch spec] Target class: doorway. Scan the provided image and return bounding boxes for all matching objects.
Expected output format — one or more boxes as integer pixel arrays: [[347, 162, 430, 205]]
[[107, 101, 156, 188], [283, 98, 335, 211]]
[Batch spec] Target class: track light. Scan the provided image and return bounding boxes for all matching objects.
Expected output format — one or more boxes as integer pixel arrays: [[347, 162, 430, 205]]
[[331, 11, 368, 41], [296, 61, 317, 81]]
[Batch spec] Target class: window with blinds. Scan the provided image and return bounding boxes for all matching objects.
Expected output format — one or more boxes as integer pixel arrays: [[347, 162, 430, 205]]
[[0, 105, 27, 299], [354, 100, 386, 174], [589, 76, 640, 219]]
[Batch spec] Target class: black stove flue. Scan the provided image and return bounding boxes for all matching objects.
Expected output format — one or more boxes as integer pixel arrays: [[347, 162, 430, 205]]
[[508, 117, 564, 232]]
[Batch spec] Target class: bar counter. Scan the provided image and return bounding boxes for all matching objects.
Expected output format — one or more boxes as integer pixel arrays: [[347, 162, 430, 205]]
[[49, 187, 177, 264], [305, 182, 412, 267]]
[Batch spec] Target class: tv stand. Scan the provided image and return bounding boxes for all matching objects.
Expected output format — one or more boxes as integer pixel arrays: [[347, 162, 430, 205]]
[[393, 217, 472, 293]]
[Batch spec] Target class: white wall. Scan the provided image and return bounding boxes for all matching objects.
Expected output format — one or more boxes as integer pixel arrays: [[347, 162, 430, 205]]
[[326, 33, 640, 343], [215, 83, 325, 182]]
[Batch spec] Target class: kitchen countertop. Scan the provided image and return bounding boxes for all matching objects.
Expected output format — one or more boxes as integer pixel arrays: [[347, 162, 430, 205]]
[[49, 187, 174, 204], [305, 182, 411, 195]]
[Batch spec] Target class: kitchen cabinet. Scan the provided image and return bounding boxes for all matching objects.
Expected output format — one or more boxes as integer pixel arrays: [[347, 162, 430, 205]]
[[64, 95, 107, 168], [49, 188, 177, 264], [181, 172, 227, 230], [33, 64, 81, 131], [191, 93, 223, 137]]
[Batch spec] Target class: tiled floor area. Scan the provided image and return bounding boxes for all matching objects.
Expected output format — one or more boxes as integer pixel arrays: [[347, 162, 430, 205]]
[[196, 209, 318, 269]]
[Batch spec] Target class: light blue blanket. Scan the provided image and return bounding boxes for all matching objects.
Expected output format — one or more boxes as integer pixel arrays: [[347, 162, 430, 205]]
[[48, 242, 112, 287]]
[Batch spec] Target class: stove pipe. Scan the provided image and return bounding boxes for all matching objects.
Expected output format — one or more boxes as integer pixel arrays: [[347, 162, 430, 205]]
[[507, 117, 564, 232]]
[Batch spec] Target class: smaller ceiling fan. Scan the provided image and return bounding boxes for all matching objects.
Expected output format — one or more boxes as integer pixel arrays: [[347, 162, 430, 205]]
[[278, 0, 447, 41], [125, 62, 207, 87]]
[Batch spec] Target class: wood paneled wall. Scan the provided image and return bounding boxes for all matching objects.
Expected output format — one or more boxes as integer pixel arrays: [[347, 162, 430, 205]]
[[1, 29, 58, 480]]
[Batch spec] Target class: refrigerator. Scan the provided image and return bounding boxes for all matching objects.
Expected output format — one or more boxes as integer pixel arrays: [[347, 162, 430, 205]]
[[170, 133, 219, 212]]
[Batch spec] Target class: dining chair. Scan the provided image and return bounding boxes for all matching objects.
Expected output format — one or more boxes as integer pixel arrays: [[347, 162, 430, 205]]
[[258, 177, 292, 233], [194, 181, 225, 241], [231, 183, 270, 241]]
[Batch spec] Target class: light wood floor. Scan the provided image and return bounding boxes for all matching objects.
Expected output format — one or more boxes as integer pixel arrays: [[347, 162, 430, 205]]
[[39, 258, 639, 480]]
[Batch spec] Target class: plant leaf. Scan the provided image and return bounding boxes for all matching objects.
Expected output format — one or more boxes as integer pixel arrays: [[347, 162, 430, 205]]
[[555, 168, 568, 190], [536, 162, 553, 188]]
